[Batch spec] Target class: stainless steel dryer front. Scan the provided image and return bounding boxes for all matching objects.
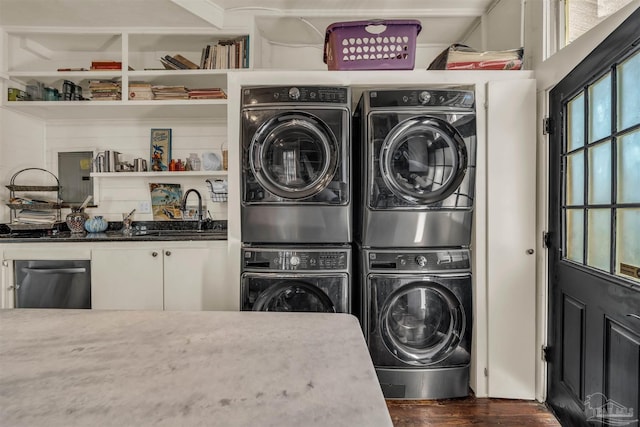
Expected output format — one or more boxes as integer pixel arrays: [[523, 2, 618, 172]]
[[353, 87, 476, 248], [241, 86, 351, 244], [241, 245, 351, 313], [360, 247, 472, 399]]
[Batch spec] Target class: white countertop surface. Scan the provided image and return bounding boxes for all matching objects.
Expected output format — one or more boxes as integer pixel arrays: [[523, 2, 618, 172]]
[[0, 310, 392, 427]]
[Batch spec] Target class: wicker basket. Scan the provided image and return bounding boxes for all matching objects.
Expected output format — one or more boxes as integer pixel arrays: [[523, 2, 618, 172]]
[[324, 19, 422, 70]]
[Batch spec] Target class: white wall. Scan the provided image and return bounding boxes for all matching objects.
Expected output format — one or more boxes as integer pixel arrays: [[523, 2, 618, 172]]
[[0, 99, 46, 223], [464, 0, 523, 52]]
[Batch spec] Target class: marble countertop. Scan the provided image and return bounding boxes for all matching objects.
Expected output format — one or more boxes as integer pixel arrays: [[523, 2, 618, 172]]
[[0, 310, 392, 427]]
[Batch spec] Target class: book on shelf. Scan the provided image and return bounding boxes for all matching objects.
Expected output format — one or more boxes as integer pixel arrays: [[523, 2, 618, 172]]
[[89, 80, 121, 100], [163, 55, 189, 70], [199, 35, 249, 70], [90, 61, 122, 70], [129, 82, 154, 100], [152, 85, 188, 100], [173, 54, 199, 69], [159, 57, 180, 70], [188, 87, 227, 99]]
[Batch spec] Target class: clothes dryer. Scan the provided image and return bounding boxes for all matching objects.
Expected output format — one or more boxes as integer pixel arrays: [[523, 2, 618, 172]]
[[353, 88, 476, 248], [361, 247, 472, 399], [241, 245, 351, 313], [241, 86, 351, 244]]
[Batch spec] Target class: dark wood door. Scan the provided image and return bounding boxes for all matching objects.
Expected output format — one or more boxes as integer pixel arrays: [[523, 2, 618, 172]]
[[547, 9, 640, 427]]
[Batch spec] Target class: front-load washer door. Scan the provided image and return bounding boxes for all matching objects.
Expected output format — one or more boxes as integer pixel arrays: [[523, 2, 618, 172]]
[[241, 273, 349, 313], [248, 111, 339, 201], [375, 115, 468, 207], [368, 276, 471, 367]]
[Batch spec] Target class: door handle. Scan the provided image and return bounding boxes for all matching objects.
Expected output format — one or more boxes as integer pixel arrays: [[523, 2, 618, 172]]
[[21, 267, 87, 274], [626, 314, 640, 321], [165, 251, 171, 256]]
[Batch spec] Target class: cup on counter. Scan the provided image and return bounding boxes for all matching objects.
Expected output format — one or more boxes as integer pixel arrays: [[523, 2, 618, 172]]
[[122, 212, 133, 235]]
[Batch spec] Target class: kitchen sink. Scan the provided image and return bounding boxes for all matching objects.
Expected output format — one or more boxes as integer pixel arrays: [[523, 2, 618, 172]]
[[133, 229, 226, 239]]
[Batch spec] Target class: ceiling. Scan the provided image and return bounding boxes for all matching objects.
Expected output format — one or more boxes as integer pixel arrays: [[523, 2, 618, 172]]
[[0, 0, 497, 46]]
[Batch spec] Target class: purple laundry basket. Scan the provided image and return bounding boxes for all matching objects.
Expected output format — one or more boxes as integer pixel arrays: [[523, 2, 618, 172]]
[[323, 19, 422, 70]]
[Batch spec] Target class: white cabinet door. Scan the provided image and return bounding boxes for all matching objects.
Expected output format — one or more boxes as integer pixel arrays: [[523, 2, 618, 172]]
[[207, 242, 232, 310], [163, 247, 210, 311], [486, 79, 537, 399], [163, 242, 230, 310], [91, 247, 163, 310]]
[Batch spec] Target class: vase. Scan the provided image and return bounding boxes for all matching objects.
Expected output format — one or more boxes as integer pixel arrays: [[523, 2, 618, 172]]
[[84, 215, 108, 233], [66, 208, 89, 234]]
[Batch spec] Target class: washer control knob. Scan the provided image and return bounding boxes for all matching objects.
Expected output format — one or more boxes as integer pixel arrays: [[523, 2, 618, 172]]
[[289, 87, 300, 100], [290, 255, 300, 266], [419, 91, 431, 105], [415, 255, 428, 267]]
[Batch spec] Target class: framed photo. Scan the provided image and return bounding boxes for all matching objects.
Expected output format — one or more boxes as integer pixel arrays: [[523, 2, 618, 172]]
[[150, 128, 172, 171]]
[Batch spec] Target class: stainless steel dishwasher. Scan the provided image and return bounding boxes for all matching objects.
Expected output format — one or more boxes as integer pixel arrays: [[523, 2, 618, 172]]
[[14, 260, 91, 309]]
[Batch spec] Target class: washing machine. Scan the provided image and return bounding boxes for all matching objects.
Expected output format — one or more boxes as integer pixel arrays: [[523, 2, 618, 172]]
[[241, 86, 351, 244], [361, 246, 472, 399], [241, 245, 351, 313], [353, 87, 476, 248]]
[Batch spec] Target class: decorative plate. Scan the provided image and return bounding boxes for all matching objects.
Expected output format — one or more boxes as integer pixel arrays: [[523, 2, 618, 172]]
[[202, 152, 221, 171]]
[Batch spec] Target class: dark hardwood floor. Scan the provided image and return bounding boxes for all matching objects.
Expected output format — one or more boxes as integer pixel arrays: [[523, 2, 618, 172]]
[[387, 396, 561, 426]]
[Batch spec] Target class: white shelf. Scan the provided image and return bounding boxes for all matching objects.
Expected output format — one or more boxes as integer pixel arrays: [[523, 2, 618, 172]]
[[4, 99, 228, 120], [2, 27, 250, 120], [90, 171, 227, 178]]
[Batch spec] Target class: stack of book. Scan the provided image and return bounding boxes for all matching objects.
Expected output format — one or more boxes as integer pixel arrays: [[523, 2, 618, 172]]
[[152, 85, 188, 100], [160, 54, 200, 70], [90, 61, 122, 70], [89, 80, 121, 100], [188, 88, 227, 100], [200, 36, 249, 69], [128, 82, 154, 100]]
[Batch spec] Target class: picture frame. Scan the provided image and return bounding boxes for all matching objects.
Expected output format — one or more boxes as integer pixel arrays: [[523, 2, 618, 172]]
[[150, 128, 172, 171], [149, 183, 183, 220]]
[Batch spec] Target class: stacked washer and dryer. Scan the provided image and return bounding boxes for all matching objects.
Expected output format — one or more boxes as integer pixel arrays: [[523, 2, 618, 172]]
[[240, 86, 352, 313], [353, 88, 477, 399]]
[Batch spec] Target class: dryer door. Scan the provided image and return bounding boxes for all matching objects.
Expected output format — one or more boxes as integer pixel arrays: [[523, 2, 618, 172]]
[[379, 116, 467, 204], [241, 273, 349, 313], [249, 111, 338, 200], [373, 278, 466, 366]]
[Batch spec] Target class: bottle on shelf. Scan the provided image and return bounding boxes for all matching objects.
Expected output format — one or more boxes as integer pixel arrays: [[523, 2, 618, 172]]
[[188, 153, 201, 171]]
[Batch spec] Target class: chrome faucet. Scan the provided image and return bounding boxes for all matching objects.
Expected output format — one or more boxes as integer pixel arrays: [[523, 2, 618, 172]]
[[181, 189, 203, 231]]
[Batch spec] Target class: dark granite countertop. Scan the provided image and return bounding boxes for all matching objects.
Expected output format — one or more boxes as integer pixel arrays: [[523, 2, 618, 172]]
[[0, 220, 227, 243]]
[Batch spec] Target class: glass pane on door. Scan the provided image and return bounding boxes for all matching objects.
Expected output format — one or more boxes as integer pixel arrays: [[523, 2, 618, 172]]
[[567, 152, 584, 205], [588, 141, 611, 205], [587, 209, 611, 271], [616, 208, 640, 283], [617, 51, 640, 130], [617, 129, 640, 204], [568, 93, 585, 151], [589, 73, 612, 143], [566, 208, 584, 263]]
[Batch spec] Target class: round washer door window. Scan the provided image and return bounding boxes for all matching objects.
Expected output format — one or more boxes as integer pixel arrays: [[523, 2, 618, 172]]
[[380, 116, 467, 204], [250, 112, 338, 199], [380, 282, 465, 366], [253, 280, 336, 313]]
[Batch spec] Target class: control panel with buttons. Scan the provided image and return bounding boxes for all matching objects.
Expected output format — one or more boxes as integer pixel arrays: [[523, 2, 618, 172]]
[[243, 246, 350, 271]]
